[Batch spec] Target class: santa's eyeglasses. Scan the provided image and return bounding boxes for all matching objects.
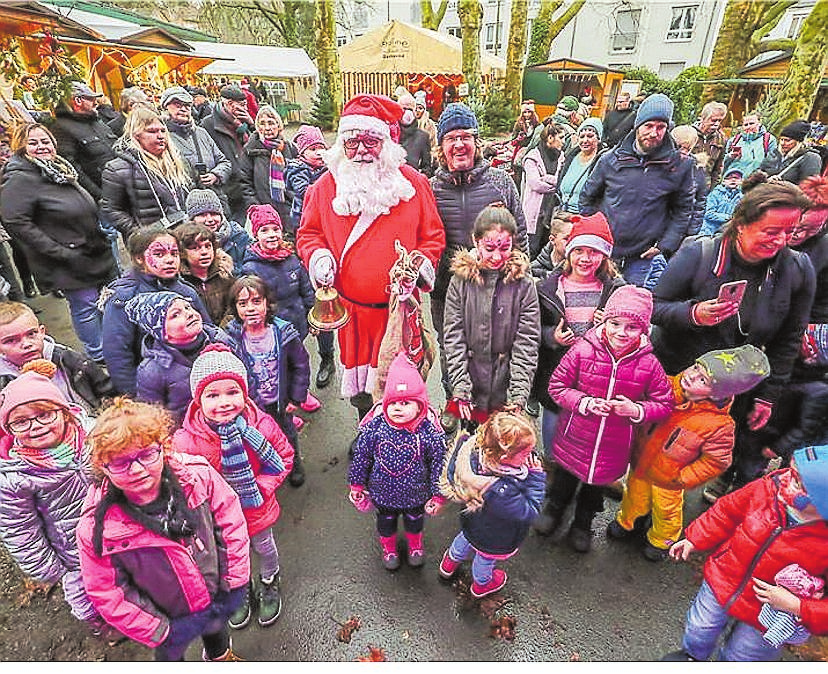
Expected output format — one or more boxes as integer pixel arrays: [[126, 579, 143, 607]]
[[343, 134, 382, 151]]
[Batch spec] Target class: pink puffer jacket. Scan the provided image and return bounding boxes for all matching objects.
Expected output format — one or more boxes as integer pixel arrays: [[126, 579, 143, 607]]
[[548, 325, 673, 484]]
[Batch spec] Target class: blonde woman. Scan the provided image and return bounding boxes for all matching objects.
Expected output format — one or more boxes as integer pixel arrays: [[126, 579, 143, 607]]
[[100, 106, 192, 237], [240, 105, 298, 231]]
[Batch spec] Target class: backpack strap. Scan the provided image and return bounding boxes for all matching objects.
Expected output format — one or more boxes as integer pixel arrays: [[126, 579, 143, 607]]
[[691, 234, 719, 291]]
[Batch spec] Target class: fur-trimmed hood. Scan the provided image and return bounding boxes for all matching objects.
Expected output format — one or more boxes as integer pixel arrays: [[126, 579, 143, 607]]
[[449, 248, 530, 284]]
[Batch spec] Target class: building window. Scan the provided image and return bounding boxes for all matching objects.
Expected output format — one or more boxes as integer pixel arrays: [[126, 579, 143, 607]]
[[666, 5, 698, 41], [787, 12, 808, 38], [353, 4, 368, 31], [611, 8, 641, 53], [447, 26, 462, 38], [484, 22, 503, 52], [336, 35, 348, 47], [659, 61, 686, 79]]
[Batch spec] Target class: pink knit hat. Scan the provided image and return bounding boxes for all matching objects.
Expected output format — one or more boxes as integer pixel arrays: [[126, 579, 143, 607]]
[[382, 352, 428, 432], [247, 204, 282, 237], [602, 285, 653, 328], [189, 344, 249, 403], [293, 124, 326, 155], [0, 366, 71, 432]]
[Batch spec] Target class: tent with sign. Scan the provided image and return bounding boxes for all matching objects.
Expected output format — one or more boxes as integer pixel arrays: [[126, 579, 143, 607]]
[[339, 20, 506, 118], [522, 58, 625, 121]]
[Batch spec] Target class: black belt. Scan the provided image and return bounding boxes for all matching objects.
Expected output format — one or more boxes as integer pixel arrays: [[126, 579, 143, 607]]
[[338, 291, 388, 310]]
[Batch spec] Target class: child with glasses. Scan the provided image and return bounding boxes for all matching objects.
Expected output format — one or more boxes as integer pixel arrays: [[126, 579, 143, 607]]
[[77, 397, 251, 661], [0, 361, 106, 636]]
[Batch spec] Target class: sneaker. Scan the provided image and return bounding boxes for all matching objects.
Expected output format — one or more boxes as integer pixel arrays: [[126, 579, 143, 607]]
[[568, 526, 592, 553], [439, 408, 458, 435], [471, 569, 508, 598], [643, 540, 668, 563], [533, 503, 563, 537], [660, 649, 697, 662], [228, 581, 254, 630], [257, 574, 283, 626], [525, 398, 540, 417], [438, 549, 461, 579], [300, 392, 322, 413], [606, 519, 634, 540], [203, 647, 245, 661], [702, 476, 730, 504]]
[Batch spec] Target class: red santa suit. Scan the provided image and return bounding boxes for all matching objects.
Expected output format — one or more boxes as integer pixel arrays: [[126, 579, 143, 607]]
[[296, 95, 445, 400]]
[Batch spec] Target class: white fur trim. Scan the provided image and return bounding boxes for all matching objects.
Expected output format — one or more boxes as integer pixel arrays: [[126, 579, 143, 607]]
[[338, 114, 391, 139], [308, 248, 337, 289], [341, 364, 377, 398], [340, 211, 378, 265], [565, 234, 613, 258]]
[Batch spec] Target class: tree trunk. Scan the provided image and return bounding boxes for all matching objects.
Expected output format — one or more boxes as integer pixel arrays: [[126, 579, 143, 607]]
[[766, 0, 828, 133], [458, 0, 483, 98], [315, 0, 342, 119], [505, 0, 528, 113], [702, 0, 797, 103], [526, 0, 585, 65], [421, 1, 449, 31]]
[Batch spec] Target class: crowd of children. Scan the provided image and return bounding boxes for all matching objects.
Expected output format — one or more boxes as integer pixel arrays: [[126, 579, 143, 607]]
[[0, 119, 826, 663]]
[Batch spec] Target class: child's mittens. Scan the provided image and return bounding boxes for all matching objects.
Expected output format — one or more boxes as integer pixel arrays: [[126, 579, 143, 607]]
[[774, 564, 825, 599], [348, 485, 374, 513], [424, 495, 447, 516]]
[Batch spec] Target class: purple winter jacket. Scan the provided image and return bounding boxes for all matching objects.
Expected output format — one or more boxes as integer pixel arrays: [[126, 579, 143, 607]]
[[548, 325, 673, 485]]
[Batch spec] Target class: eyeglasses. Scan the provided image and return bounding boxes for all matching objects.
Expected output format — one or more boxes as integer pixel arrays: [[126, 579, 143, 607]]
[[343, 135, 382, 151], [442, 132, 476, 145], [104, 445, 163, 474], [7, 408, 59, 433]]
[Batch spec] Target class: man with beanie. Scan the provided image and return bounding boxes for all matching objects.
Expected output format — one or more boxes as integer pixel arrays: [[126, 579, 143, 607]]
[[766, 119, 822, 185], [551, 95, 581, 152], [429, 102, 528, 432], [397, 94, 433, 176], [202, 85, 256, 223], [295, 94, 445, 421], [185, 189, 252, 275], [580, 93, 695, 288], [161, 86, 233, 218], [608, 344, 771, 563]]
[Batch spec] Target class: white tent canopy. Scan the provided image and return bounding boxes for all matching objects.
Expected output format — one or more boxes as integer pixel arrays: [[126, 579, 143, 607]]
[[188, 41, 317, 79]]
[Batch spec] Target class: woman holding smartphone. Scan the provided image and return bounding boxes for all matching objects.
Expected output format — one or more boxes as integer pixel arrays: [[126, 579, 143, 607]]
[[651, 176, 816, 496]]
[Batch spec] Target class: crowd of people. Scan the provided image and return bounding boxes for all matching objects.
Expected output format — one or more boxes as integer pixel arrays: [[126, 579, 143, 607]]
[[0, 75, 826, 662]]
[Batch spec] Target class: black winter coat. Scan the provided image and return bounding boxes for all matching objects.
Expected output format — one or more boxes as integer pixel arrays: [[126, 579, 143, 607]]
[[99, 145, 191, 236], [793, 232, 828, 324], [430, 159, 529, 300], [50, 107, 117, 200], [239, 132, 298, 227], [201, 107, 251, 215], [0, 155, 117, 292], [651, 234, 816, 404], [399, 123, 433, 176]]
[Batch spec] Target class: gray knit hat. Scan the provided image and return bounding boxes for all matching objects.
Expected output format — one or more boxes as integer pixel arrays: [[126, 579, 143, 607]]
[[635, 93, 674, 129], [190, 344, 249, 401], [695, 345, 770, 401], [186, 189, 223, 218]]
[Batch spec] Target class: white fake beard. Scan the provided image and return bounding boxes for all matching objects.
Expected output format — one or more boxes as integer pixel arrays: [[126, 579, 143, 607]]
[[325, 141, 415, 218]]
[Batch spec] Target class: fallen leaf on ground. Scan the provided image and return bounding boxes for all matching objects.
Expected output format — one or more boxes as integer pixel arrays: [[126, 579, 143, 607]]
[[489, 615, 517, 641], [357, 646, 386, 661], [335, 615, 362, 643]]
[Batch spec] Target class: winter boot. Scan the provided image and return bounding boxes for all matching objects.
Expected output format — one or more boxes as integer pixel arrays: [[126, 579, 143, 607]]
[[567, 526, 593, 553], [203, 641, 244, 661], [288, 450, 305, 487], [257, 573, 283, 626], [642, 540, 669, 563], [405, 532, 425, 567], [379, 535, 400, 571], [606, 519, 635, 540], [350, 393, 374, 421], [228, 579, 255, 630], [438, 549, 461, 579], [316, 354, 336, 389], [471, 569, 508, 598], [533, 500, 564, 537], [300, 391, 322, 413]]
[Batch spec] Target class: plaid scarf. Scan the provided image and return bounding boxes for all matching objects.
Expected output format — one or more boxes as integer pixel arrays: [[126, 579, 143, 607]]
[[262, 137, 286, 203], [216, 414, 285, 509]]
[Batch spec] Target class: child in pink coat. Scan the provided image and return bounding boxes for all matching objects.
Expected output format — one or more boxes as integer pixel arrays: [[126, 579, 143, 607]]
[[172, 344, 293, 631], [545, 285, 673, 553]]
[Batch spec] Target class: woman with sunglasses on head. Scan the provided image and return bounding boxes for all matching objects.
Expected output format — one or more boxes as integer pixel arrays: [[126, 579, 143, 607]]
[[77, 397, 251, 661]]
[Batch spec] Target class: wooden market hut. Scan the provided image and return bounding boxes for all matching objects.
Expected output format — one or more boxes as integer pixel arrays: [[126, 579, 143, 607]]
[[522, 58, 625, 121]]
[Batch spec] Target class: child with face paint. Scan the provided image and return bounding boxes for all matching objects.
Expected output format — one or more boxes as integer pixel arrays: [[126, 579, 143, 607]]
[[662, 445, 828, 662], [545, 285, 674, 553], [125, 291, 237, 423], [100, 226, 213, 396], [347, 352, 447, 571], [241, 204, 323, 414], [443, 205, 541, 429]]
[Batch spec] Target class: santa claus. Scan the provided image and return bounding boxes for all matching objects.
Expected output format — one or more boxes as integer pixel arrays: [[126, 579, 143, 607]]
[[296, 94, 446, 419]]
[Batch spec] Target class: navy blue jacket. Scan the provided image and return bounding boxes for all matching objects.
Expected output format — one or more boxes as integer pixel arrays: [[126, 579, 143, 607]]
[[241, 248, 315, 340], [136, 324, 235, 423], [283, 159, 327, 229], [216, 220, 252, 276], [579, 131, 696, 258], [225, 317, 310, 414], [101, 270, 212, 396]]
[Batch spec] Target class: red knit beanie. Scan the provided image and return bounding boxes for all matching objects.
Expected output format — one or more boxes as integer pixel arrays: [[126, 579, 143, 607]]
[[247, 204, 282, 237], [565, 212, 614, 258]]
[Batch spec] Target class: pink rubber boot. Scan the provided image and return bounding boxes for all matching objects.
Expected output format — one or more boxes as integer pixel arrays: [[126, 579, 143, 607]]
[[300, 392, 322, 413], [379, 535, 400, 571], [405, 532, 424, 567]]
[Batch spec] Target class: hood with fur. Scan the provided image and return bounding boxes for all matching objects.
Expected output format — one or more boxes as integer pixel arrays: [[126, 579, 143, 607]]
[[449, 248, 530, 285]]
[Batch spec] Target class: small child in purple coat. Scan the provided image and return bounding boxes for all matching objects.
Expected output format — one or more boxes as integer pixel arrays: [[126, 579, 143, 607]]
[[348, 352, 447, 571]]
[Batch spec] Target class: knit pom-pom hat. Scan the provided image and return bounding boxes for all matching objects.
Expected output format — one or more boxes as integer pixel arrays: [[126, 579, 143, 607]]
[[602, 285, 653, 328], [382, 351, 429, 432], [293, 124, 326, 155], [186, 188, 223, 218], [0, 365, 70, 432], [800, 175, 828, 208], [190, 343, 249, 402]]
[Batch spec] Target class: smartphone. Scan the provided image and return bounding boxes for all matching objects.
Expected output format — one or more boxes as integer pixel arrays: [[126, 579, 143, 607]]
[[717, 279, 747, 304], [194, 162, 208, 176]]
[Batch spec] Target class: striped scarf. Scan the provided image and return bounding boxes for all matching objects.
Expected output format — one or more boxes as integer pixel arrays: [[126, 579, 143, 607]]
[[11, 421, 83, 470], [262, 137, 286, 203], [216, 414, 285, 509]]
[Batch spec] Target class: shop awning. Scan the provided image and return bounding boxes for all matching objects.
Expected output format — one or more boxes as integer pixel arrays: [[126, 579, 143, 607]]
[[188, 41, 318, 79]]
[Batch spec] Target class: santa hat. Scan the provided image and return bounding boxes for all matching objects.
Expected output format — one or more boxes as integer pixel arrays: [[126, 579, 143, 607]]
[[190, 344, 249, 402], [603, 285, 653, 329], [337, 94, 403, 141], [565, 212, 614, 258], [247, 204, 282, 236], [382, 352, 429, 432]]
